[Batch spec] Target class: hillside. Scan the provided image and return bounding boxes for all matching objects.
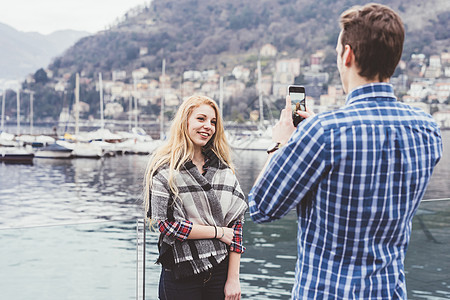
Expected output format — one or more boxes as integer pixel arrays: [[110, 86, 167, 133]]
[[1, 0, 448, 124], [0, 23, 90, 80], [49, 0, 449, 80]]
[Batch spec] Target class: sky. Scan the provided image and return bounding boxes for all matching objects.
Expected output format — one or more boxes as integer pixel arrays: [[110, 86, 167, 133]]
[[0, 0, 150, 35]]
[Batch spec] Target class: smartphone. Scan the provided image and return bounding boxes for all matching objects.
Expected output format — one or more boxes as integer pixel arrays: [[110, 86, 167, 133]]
[[288, 85, 306, 127]]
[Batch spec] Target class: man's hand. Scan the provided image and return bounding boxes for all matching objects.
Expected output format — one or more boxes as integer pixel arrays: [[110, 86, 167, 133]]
[[272, 95, 316, 145], [255, 94, 316, 184], [297, 105, 315, 120], [272, 95, 297, 145]]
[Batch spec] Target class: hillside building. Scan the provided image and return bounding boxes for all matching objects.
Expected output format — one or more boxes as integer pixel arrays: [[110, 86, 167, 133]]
[[104, 102, 124, 118], [139, 47, 148, 56], [310, 50, 325, 72], [183, 70, 202, 81], [132, 68, 149, 80], [411, 53, 426, 65], [54, 81, 66, 92], [441, 52, 450, 65], [433, 110, 450, 128], [232, 66, 251, 82], [409, 81, 432, 99], [424, 55, 442, 78], [260, 44, 277, 58], [112, 70, 127, 81], [435, 81, 450, 102], [272, 58, 301, 98], [260, 75, 273, 96], [224, 80, 245, 99]]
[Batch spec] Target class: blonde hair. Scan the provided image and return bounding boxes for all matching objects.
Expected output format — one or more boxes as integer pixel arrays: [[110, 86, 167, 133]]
[[144, 95, 234, 219]]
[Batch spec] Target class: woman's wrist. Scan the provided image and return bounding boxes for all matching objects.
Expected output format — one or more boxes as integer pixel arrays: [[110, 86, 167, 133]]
[[226, 274, 240, 281]]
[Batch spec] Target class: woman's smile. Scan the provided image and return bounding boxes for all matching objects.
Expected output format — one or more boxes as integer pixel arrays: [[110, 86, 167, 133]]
[[187, 104, 216, 149]]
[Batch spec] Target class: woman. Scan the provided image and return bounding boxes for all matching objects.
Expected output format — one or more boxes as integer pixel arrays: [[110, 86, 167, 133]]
[[144, 95, 247, 300]]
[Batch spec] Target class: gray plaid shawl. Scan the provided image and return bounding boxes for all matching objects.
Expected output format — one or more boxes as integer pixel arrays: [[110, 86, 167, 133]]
[[149, 151, 247, 278]]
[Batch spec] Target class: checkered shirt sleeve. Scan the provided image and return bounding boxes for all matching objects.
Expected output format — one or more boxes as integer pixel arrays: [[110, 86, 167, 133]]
[[248, 115, 326, 223], [229, 220, 245, 254], [157, 219, 193, 241]]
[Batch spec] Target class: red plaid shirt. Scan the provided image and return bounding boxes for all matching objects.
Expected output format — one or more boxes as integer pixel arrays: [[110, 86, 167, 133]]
[[158, 220, 245, 254], [229, 220, 245, 254], [158, 219, 193, 241]]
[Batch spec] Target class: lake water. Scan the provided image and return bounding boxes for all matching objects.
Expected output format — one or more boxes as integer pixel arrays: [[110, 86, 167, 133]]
[[0, 131, 449, 299]]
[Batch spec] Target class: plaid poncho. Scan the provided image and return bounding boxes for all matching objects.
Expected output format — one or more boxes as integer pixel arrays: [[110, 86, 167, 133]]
[[149, 150, 247, 279]]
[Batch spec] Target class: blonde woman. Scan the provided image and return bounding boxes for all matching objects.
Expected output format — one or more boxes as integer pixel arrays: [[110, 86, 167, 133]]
[[144, 95, 247, 300]]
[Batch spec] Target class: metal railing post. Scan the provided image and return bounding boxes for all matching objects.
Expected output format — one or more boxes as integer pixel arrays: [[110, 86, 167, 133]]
[[136, 219, 139, 300], [142, 218, 146, 299]]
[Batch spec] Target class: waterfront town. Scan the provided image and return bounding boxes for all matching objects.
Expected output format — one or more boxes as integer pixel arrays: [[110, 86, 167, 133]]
[[1, 43, 450, 130]]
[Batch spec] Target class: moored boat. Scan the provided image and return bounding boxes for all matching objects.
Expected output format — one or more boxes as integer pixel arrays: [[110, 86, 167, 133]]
[[71, 142, 103, 158], [34, 143, 73, 159], [0, 147, 34, 163]]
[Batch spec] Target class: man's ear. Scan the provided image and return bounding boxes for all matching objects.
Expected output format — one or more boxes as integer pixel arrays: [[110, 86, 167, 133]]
[[343, 45, 353, 67]]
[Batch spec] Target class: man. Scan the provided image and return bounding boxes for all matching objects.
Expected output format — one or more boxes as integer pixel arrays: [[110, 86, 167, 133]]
[[248, 3, 442, 299]]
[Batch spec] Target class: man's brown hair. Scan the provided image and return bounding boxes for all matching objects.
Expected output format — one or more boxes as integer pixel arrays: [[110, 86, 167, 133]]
[[339, 3, 405, 81]]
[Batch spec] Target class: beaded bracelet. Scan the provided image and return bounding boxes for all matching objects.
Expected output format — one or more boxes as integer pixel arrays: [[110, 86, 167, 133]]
[[219, 227, 225, 239]]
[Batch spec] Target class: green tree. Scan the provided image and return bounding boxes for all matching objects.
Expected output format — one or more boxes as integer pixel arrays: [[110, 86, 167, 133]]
[[34, 68, 48, 84]]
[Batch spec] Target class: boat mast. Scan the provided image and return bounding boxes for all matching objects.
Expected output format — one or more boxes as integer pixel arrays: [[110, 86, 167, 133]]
[[219, 76, 224, 118], [30, 92, 33, 134], [133, 78, 138, 129], [257, 60, 264, 127], [75, 73, 80, 136], [23, 90, 34, 135], [99, 73, 104, 130], [16, 88, 20, 135], [1, 92, 5, 131], [128, 96, 132, 132], [160, 59, 166, 140]]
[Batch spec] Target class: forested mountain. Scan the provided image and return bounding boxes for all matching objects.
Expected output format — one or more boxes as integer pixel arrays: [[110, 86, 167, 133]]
[[49, 0, 449, 80]]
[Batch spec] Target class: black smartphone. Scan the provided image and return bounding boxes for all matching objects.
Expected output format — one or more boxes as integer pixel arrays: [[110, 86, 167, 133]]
[[288, 85, 306, 127]]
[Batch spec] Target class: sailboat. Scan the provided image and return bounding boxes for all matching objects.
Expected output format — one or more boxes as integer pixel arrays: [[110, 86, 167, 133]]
[[0, 89, 35, 162], [34, 142, 73, 158], [229, 60, 273, 151], [0, 147, 34, 163], [0, 131, 19, 147], [66, 73, 106, 158], [113, 64, 164, 155], [115, 127, 163, 154], [59, 133, 103, 159]]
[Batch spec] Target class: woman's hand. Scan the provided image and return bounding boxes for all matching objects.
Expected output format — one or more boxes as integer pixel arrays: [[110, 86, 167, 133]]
[[218, 226, 234, 245], [224, 277, 241, 300]]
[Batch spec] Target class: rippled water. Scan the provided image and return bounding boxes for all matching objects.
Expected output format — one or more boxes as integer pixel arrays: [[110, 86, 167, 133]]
[[0, 131, 449, 299]]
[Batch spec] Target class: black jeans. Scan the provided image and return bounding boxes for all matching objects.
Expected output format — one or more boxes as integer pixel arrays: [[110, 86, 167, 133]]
[[159, 258, 229, 300]]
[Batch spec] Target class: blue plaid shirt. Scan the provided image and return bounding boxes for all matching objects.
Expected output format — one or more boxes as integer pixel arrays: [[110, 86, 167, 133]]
[[249, 83, 442, 299]]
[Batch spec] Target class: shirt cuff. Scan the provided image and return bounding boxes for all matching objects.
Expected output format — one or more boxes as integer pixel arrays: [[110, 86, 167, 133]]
[[157, 219, 193, 241], [229, 220, 245, 254]]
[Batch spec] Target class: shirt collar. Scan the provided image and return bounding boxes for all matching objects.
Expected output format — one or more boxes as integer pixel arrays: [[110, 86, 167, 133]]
[[345, 83, 397, 106]]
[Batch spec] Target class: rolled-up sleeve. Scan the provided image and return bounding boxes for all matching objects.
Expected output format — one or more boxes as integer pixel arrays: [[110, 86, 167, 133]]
[[229, 220, 245, 254], [157, 220, 193, 241]]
